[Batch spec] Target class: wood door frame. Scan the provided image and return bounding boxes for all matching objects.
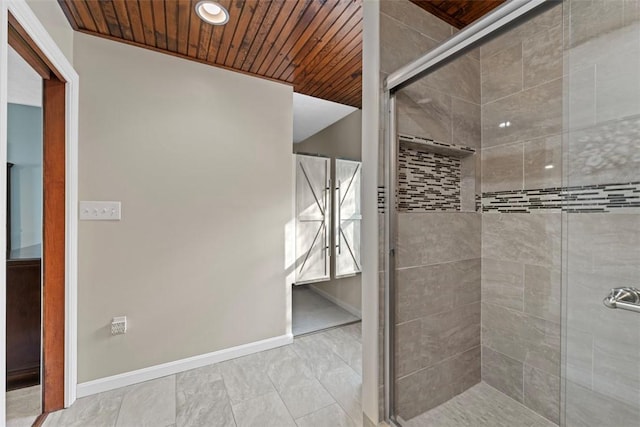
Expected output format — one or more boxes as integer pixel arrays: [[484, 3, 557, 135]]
[[1, 0, 79, 421]]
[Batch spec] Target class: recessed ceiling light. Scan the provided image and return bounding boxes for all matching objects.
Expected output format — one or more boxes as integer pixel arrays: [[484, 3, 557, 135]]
[[545, 164, 554, 169], [195, 1, 229, 25], [498, 121, 511, 128]]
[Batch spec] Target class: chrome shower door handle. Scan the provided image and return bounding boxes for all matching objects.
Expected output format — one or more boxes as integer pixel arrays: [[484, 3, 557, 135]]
[[603, 287, 640, 313]]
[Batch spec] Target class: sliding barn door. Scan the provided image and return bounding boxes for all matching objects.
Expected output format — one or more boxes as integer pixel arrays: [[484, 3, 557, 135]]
[[334, 159, 362, 277], [295, 155, 331, 284]]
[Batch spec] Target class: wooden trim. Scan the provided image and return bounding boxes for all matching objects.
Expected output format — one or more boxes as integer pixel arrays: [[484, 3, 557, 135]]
[[42, 76, 66, 413], [7, 13, 65, 81], [32, 412, 49, 427], [7, 25, 49, 79]]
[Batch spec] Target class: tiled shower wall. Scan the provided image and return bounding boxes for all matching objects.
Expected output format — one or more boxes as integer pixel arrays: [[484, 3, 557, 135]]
[[383, 0, 640, 425], [479, 3, 563, 424], [563, 1, 640, 425], [380, 0, 482, 420]]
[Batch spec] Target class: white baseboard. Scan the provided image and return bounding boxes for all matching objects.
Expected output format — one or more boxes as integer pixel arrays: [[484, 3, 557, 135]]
[[309, 285, 362, 318], [76, 334, 293, 398]]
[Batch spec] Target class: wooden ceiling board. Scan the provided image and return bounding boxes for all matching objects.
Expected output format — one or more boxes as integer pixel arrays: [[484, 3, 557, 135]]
[[276, 0, 355, 80], [408, 0, 507, 28], [57, 0, 502, 108]]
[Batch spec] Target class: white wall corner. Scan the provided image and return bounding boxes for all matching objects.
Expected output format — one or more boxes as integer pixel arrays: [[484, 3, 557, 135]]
[[361, 0, 381, 424]]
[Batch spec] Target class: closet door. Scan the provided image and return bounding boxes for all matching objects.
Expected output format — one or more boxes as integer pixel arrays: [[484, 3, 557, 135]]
[[334, 159, 361, 277], [295, 154, 331, 284]]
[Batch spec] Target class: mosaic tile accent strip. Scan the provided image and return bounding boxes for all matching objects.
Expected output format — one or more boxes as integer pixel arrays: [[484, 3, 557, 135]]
[[398, 133, 476, 158], [482, 182, 640, 213], [398, 144, 461, 212], [378, 186, 386, 213]]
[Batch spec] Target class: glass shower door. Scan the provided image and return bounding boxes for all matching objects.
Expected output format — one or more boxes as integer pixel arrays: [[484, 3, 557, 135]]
[[562, 1, 640, 425]]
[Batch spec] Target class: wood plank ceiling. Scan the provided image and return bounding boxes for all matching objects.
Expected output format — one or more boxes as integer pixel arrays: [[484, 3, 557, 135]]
[[409, 0, 506, 29], [58, 0, 363, 107], [57, 0, 504, 109]]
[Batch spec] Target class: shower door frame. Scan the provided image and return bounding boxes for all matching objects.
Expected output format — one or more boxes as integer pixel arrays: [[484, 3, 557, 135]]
[[382, 0, 552, 424]]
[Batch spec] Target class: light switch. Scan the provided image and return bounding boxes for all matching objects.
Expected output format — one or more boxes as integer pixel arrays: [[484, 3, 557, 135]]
[[79, 201, 121, 221]]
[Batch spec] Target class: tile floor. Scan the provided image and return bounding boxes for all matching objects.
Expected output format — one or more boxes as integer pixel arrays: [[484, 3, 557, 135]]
[[6, 385, 41, 427], [42, 322, 363, 427], [292, 286, 360, 336], [402, 382, 557, 427]]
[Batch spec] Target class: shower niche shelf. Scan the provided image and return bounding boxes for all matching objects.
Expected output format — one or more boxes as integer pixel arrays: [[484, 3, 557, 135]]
[[398, 133, 475, 158]]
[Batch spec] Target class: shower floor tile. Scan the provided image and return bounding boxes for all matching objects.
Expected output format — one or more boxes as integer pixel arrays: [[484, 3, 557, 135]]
[[402, 382, 557, 427], [292, 286, 360, 336]]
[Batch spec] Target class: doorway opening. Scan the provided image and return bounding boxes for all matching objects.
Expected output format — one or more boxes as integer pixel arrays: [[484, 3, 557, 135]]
[[5, 11, 68, 425], [291, 93, 363, 337]]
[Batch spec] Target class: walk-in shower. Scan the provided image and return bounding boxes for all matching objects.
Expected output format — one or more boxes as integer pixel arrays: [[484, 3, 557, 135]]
[[381, 0, 640, 425]]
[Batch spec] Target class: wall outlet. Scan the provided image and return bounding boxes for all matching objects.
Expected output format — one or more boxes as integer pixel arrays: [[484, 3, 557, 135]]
[[111, 316, 127, 335], [80, 201, 121, 221]]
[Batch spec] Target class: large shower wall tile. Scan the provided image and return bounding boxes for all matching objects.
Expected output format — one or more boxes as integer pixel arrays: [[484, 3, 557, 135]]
[[396, 258, 480, 323], [379, 0, 452, 43], [397, 213, 480, 268], [481, 43, 523, 104], [524, 264, 560, 323], [423, 55, 481, 104], [422, 302, 481, 366], [481, 258, 524, 311], [396, 89, 451, 142], [482, 302, 560, 376], [523, 365, 560, 424], [482, 78, 562, 148], [452, 98, 481, 148], [523, 24, 563, 89], [566, 214, 640, 278], [480, 2, 562, 59], [563, 268, 640, 345], [380, 13, 438, 75], [595, 50, 640, 123], [592, 332, 640, 407], [524, 134, 562, 190], [396, 365, 453, 420], [566, 116, 640, 186], [396, 348, 480, 420], [481, 346, 524, 403], [565, 327, 593, 389], [395, 319, 423, 378], [567, 0, 624, 48], [481, 143, 524, 193], [567, 14, 640, 73], [450, 346, 482, 394], [565, 380, 640, 427], [567, 66, 596, 131], [623, 0, 640, 25], [452, 258, 482, 307], [482, 213, 561, 267]]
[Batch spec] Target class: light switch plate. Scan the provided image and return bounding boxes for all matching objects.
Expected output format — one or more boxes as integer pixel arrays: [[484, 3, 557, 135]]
[[79, 201, 121, 220]]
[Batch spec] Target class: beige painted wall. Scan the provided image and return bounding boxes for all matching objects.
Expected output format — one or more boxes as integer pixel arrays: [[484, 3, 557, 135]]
[[294, 110, 362, 313], [25, 0, 73, 62], [74, 33, 293, 382]]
